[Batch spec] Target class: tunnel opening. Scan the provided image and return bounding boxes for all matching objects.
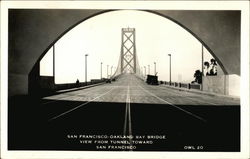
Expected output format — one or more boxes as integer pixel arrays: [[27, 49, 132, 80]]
[[28, 10, 237, 97], [7, 8, 242, 152]]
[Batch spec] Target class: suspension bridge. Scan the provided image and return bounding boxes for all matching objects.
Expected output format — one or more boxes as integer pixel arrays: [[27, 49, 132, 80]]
[[8, 28, 240, 152]]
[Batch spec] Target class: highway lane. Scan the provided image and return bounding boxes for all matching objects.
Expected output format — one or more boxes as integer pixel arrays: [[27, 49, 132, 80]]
[[8, 74, 239, 151], [43, 73, 239, 129], [43, 74, 240, 105]]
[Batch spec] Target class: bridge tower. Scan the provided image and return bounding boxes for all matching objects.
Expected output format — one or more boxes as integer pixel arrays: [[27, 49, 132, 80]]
[[120, 28, 137, 73]]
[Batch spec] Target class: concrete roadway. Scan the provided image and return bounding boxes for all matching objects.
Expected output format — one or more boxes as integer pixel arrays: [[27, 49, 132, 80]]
[[8, 74, 240, 151], [33, 74, 240, 151], [42, 73, 238, 125], [43, 73, 239, 106]]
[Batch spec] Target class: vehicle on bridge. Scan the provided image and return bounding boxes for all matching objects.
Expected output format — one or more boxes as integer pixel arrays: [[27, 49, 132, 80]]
[[146, 75, 159, 85], [106, 79, 111, 83]]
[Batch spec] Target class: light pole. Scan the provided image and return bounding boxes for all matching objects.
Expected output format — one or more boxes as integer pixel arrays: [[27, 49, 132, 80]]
[[53, 45, 55, 78], [111, 66, 113, 76], [85, 54, 88, 85], [154, 62, 156, 75], [168, 54, 171, 84], [201, 44, 204, 90], [148, 65, 150, 75], [101, 62, 103, 79], [107, 65, 109, 78]]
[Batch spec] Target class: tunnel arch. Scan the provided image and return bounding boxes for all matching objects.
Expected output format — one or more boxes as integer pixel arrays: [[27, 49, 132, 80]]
[[31, 10, 114, 72], [8, 9, 240, 96], [33, 9, 227, 77]]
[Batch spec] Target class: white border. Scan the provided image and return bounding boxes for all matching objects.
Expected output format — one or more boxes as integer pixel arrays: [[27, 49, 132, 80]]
[[1, 1, 249, 159]]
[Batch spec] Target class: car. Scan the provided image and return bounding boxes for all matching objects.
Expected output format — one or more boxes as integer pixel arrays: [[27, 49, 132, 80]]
[[106, 79, 111, 83]]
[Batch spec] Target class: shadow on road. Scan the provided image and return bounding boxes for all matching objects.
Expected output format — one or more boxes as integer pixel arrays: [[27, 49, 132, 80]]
[[8, 95, 240, 151]]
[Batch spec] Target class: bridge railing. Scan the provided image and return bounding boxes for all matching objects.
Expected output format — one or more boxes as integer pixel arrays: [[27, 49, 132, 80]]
[[189, 83, 201, 90], [159, 80, 201, 90], [55, 79, 106, 91], [35, 76, 107, 97]]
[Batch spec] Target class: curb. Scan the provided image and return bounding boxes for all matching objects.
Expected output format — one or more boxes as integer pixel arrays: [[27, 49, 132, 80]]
[[55, 82, 106, 94], [159, 84, 240, 101]]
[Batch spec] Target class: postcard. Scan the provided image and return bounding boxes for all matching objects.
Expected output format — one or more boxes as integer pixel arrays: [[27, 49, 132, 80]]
[[1, 1, 249, 159]]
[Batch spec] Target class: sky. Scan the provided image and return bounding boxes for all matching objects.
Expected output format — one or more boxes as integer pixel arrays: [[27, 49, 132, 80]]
[[40, 10, 214, 84]]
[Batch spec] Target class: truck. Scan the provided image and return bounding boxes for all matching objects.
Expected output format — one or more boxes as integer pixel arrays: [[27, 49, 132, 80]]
[[146, 75, 159, 85]]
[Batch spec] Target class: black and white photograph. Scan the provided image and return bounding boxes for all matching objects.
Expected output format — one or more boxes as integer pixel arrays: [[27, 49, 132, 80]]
[[1, 1, 249, 159]]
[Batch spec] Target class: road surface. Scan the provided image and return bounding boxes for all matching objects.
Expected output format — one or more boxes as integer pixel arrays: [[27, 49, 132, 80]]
[[8, 74, 240, 151], [43, 73, 239, 105]]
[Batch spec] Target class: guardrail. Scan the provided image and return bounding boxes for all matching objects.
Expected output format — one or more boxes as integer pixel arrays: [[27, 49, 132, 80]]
[[159, 80, 201, 90], [54, 79, 106, 91], [37, 76, 108, 97]]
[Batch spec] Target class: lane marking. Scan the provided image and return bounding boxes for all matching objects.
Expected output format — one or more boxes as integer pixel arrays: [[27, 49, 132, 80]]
[[127, 82, 133, 150], [127, 86, 132, 137], [123, 86, 128, 135], [138, 85, 207, 122], [123, 85, 133, 150], [48, 87, 115, 122]]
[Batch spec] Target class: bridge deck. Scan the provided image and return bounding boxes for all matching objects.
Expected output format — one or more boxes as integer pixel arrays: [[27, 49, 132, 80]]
[[8, 74, 240, 151], [43, 74, 239, 105]]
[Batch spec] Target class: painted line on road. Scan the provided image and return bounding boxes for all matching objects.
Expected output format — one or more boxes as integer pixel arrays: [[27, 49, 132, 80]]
[[123, 86, 132, 135], [48, 87, 116, 122], [127, 86, 132, 137], [138, 85, 207, 122], [123, 86, 128, 135], [123, 85, 133, 150]]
